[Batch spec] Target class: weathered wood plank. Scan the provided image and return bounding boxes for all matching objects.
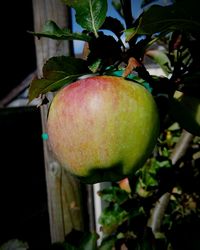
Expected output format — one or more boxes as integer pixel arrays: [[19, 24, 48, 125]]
[[32, 0, 84, 243]]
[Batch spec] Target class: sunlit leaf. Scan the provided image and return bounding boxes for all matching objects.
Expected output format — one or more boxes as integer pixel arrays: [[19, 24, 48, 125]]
[[99, 203, 129, 234], [29, 20, 91, 41], [63, 0, 107, 37], [98, 186, 129, 204], [124, 27, 136, 42], [145, 49, 171, 75], [88, 58, 102, 73]]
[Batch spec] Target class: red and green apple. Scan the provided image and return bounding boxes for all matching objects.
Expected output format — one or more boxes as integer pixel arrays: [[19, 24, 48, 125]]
[[47, 76, 159, 184]]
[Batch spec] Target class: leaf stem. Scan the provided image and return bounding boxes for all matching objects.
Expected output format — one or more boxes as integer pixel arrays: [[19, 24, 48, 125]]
[[89, 0, 99, 38]]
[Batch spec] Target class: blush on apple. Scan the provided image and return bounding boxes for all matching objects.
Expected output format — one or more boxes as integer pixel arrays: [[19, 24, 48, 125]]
[[47, 76, 160, 184]]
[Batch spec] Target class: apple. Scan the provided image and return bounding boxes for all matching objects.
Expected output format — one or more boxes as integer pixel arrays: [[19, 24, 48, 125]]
[[47, 76, 160, 184]]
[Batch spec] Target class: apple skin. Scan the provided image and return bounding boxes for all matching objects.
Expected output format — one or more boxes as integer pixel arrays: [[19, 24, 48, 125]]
[[47, 76, 159, 184]]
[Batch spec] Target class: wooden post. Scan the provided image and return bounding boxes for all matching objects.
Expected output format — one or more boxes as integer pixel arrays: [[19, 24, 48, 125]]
[[32, 0, 84, 243]]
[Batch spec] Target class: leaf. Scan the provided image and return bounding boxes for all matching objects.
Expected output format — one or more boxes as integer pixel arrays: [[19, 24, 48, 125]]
[[43, 56, 89, 79], [28, 76, 77, 102], [145, 49, 171, 76], [87, 34, 122, 69], [124, 18, 143, 42], [50, 242, 77, 250], [139, 227, 156, 250], [88, 58, 102, 73], [28, 56, 90, 101], [137, 4, 200, 35], [141, 0, 158, 8], [179, 72, 200, 99], [100, 16, 124, 37], [169, 92, 200, 136], [29, 20, 91, 42], [0, 239, 28, 250], [63, 0, 108, 37], [79, 232, 98, 250], [98, 186, 129, 204], [59, 230, 98, 250], [99, 203, 129, 234], [140, 5, 200, 34], [111, 0, 123, 18], [99, 236, 116, 250], [124, 27, 136, 42]]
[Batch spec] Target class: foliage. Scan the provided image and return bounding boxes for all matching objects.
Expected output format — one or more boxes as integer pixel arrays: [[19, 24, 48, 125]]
[[27, 0, 200, 249], [0, 239, 28, 250]]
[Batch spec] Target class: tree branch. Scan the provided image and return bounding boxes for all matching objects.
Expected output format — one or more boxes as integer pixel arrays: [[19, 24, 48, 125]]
[[148, 129, 194, 237], [0, 71, 37, 107]]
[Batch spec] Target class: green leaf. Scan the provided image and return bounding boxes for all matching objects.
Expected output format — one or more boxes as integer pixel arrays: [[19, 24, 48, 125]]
[[100, 16, 124, 37], [145, 49, 172, 76], [28, 76, 77, 102], [63, 0, 108, 37], [79, 232, 98, 250], [99, 236, 116, 250], [29, 20, 91, 42], [43, 56, 89, 79], [138, 4, 200, 35], [169, 92, 200, 136], [124, 27, 135, 42], [28, 56, 90, 101], [88, 58, 102, 73], [99, 203, 129, 234], [58, 230, 98, 250], [98, 186, 129, 204]]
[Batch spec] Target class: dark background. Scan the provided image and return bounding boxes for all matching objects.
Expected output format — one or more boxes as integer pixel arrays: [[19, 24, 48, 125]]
[[0, 1, 51, 249], [0, 107, 51, 249], [1, 1, 36, 100]]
